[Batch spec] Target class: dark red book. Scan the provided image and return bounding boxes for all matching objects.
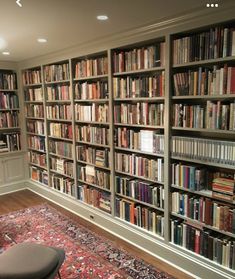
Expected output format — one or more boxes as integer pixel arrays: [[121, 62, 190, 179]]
[[219, 206, 224, 231], [204, 198, 212, 226], [230, 67, 235, 93]]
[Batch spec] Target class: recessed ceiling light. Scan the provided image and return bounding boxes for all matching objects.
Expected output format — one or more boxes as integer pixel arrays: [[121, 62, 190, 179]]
[[2, 51, 10, 55], [97, 15, 108, 21], [37, 38, 47, 43]]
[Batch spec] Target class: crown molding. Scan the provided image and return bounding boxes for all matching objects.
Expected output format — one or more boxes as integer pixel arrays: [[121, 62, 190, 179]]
[[18, 0, 235, 69], [0, 60, 18, 70]]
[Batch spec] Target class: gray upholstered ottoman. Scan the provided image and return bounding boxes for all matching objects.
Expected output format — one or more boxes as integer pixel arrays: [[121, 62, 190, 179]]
[[0, 243, 65, 279]]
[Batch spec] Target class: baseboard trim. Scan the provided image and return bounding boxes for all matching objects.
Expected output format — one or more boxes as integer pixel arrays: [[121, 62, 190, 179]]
[[0, 180, 27, 195], [26, 180, 234, 279]]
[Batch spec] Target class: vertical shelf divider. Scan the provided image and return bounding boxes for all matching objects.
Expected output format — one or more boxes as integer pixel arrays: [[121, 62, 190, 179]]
[[164, 34, 172, 243], [70, 58, 78, 198], [108, 49, 115, 217], [17, 70, 26, 154], [42, 65, 51, 188]]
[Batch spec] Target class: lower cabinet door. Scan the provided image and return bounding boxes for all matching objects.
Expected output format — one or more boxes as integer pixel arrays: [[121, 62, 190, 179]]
[[3, 156, 25, 184], [0, 158, 4, 186]]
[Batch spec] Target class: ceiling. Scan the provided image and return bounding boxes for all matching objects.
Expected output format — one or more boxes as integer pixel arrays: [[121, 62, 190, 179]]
[[0, 0, 230, 62]]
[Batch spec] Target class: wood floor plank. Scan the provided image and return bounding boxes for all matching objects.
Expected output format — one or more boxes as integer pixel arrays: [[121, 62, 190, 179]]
[[0, 189, 193, 279]]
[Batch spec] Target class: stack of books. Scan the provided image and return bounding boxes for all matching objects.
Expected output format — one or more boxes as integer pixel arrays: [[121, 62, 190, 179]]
[[0, 140, 9, 153], [212, 177, 235, 201]]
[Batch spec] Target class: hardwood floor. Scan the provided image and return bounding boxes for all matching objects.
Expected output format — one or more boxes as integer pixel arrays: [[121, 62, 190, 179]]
[[0, 190, 193, 279]]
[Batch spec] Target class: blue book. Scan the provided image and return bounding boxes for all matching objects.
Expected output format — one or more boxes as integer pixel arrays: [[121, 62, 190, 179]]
[[189, 166, 195, 190]]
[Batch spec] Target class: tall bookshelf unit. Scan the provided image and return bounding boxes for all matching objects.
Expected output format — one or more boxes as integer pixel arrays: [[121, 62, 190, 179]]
[[0, 69, 21, 154], [112, 40, 166, 237], [23, 67, 48, 185], [72, 52, 112, 213], [44, 61, 75, 197], [22, 16, 235, 279], [170, 22, 235, 271], [0, 64, 25, 191]]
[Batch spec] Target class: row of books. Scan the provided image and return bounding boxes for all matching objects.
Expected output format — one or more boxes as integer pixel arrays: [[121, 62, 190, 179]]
[[27, 120, 44, 135], [75, 125, 109, 146], [77, 165, 110, 190], [172, 136, 235, 166], [24, 88, 43, 102], [0, 72, 17, 90], [113, 43, 165, 72], [75, 104, 109, 123], [0, 112, 19, 128], [23, 69, 41, 85], [77, 185, 111, 213], [51, 174, 75, 196], [172, 192, 235, 233], [173, 103, 202, 129], [113, 74, 165, 98], [173, 26, 235, 64], [47, 85, 71, 101], [171, 163, 207, 191], [115, 153, 164, 182], [74, 81, 108, 100], [115, 176, 164, 209], [172, 164, 234, 193], [115, 128, 164, 154], [44, 63, 70, 82], [30, 167, 48, 185], [116, 198, 164, 236], [49, 140, 73, 158], [172, 102, 235, 130], [46, 104, 72, 120], [28, 151, 47, 168], [114, 103, 164, 126], [0, 92, 19, 109], [206, 101, 235, 130], [74, 57, 108, 78], [50, 157, 73, 177], [76, 146, 109, 167], [27, 135, 46, 152], [49, 123, 72, 139], [171, 220, 235, 269], [0, 133, 21, 152], [173, 66, 235, 96], [8, 133, 20, 152], [25, 104, 44, 118]]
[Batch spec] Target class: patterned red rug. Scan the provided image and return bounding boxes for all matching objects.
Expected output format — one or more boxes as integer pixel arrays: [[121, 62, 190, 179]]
[[0, 204, 175, 279]]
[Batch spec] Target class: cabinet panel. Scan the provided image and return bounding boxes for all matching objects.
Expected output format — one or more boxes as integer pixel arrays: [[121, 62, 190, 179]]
[[0, 159, 4, 185], [4, 156, 25, 183]]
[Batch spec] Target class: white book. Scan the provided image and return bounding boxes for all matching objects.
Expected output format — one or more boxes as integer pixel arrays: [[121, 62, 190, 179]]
[[56, 159, 64, 173], [85, 165, 95, 177], [140, 130, 153, 153], [152, 211, 156, 234], [219, 68, 224, 95]]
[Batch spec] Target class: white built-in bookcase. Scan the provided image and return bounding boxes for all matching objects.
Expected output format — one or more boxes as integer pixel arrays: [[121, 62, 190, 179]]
[[20, 12, 235, 279]]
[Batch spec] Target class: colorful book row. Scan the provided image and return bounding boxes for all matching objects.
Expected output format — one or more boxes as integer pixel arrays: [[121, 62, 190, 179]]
[[114, 103, 164, 126], [113, 74, 165, 98]]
